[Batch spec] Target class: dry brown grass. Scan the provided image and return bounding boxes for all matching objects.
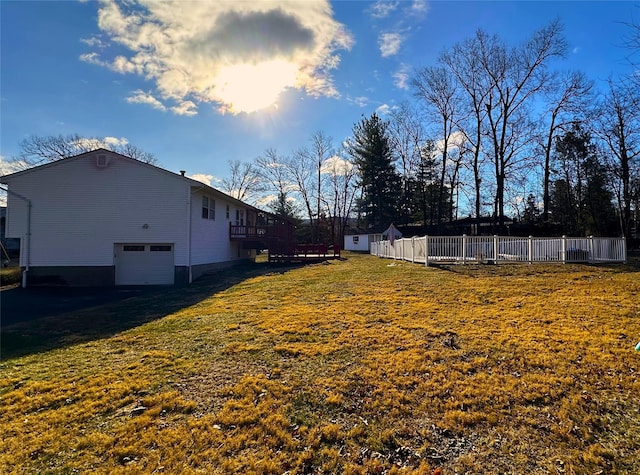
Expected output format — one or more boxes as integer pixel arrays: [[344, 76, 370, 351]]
[[1, 253, 639, 474]]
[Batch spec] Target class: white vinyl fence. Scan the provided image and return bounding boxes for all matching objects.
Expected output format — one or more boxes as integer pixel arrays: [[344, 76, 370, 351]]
[[370, 235, 627, 265]]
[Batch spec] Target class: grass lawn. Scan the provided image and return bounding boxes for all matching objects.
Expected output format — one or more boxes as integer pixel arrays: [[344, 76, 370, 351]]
[[1, 253, 639, 474], [0, 266, 22, 287]]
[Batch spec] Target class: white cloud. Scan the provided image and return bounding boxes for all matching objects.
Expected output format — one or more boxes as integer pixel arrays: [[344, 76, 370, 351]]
[[321, 155, 353, 176], [171, 100, 198, 116], [376, 104, 391, 116], [80, 36, 106, 48], [84, 0, 353, 115], [379, 32, 403, 57], [369, 1, 399, 19], [348, 96, 369, 107], [409, 0, 430, 18], [126, 90, 167, 111], [189, 173, 214, 186], [393, 63, 411, 90], [0, 156, 30, 176]]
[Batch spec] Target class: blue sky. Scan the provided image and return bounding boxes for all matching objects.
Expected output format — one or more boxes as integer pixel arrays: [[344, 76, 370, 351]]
[[1, 1, 637, 187]]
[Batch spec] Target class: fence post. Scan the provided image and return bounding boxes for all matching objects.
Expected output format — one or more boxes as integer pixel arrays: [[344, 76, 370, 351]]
[[401, 238, 405, 261], [528, 235, 533, 264], [561, 235, 566, 264], [622, 237, 627, 264], [493, 235, 498, 263], [411, 237, 415, 264], [425, 236, 430, 267], [588, 235, 594, 263], [462, 234, 467, 264]]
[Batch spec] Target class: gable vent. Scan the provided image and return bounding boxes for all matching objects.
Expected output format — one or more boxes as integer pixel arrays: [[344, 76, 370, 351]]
[[95, 154, 110, 169]]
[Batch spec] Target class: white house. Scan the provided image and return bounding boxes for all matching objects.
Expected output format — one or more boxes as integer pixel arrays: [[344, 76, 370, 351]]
[[0, 149, 281, 286]]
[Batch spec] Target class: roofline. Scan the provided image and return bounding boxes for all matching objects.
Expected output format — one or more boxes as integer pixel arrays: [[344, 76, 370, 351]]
[[0, 147, 270, 215]]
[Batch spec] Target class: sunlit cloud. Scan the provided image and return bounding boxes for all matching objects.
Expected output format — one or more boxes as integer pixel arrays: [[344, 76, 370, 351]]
[[379, 32, 403, 57], [126, 90, 167, 111], [189, 173, 214, 186], [83, 0, 353, 115], [321, 155, 353, 175]]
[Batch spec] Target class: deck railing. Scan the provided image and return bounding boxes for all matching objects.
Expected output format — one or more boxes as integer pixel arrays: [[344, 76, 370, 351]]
[[229, 224, 291, 241], [370, 235, 627, 265]]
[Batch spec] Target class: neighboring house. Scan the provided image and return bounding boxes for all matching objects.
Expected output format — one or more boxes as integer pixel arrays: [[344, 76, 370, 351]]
[[0, 149, 284, 286]]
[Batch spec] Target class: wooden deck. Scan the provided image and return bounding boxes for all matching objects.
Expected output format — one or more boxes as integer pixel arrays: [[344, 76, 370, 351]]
[[268, 244, 341, 263]]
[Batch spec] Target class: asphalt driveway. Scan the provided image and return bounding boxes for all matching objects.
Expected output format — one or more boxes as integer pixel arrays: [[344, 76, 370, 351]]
[[0, 285, 156, 326]]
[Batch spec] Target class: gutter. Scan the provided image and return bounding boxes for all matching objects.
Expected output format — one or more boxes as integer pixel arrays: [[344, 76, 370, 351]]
[[0, 186, 31, 288]]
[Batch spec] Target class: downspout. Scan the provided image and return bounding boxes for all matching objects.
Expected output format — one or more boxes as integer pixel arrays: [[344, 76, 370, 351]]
[[0, 186, 31, 288]]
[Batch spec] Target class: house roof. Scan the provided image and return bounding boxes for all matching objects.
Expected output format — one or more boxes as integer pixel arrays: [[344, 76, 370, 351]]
[[0, 148, 264, 214]]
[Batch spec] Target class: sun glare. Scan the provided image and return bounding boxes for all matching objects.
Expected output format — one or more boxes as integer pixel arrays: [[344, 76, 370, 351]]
[[216, 60, 298, 114]]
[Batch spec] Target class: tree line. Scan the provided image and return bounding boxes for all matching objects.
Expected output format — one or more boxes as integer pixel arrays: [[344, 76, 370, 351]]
[[6, 18, 639, 243]]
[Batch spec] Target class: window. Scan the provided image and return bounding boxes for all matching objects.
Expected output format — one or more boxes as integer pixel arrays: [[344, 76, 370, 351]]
[[226, 204, 230, 219], [353, 236, 359, 244], [123, 245, 145, 251], [235, 209, 244, 226], [202, 196, 215, 220], [150, 245, 172, 252]]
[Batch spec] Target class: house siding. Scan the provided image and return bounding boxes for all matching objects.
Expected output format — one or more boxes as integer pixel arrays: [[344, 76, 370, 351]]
[[4, 152, 189, 269], [189, 190, 253, 268]]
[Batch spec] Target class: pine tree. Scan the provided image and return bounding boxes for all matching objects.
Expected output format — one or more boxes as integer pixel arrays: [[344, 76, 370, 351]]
[[348, 113, 402, 231]]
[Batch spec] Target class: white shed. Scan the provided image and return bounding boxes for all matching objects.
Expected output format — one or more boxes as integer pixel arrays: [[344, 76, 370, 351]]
[[343, 233, 382, 252], [0, 149, 264, 286]]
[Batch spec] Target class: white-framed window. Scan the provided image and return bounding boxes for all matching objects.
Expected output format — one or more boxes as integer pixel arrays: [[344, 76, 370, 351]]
[[202, 196, 215, 220], [353, 236, 359, 244], [226, 204, 230, 219], [235, 209, 244, 226]]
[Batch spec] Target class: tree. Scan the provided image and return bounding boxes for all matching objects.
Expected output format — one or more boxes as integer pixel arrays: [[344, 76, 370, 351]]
[[255, 148, 299, 220], [17, 133, 157, 165], [388, 102, 425, 225], [552, 124, 616, 235], [522, 194, 541, 225], [221, 160, 263, 203], [593, 79, 640, 237], [348, 113, 401, 231], [539, 71, 593, 224], [321, 152, 358, 244], [413, 66, 460, 228], [440, 37, 492, 220], [478, 21, 566, 229]]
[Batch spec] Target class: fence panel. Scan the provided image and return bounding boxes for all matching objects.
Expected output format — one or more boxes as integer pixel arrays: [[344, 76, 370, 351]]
[[370, 235, 626, 265]]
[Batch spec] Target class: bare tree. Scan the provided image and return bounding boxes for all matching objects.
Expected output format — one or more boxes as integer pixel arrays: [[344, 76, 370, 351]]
[[593, 79, 640, 237], [538, 71, 593, 224], [221, 159, 264, 203], [255, 148, 299, 218], [18, 133, 158, 165], [478, 21, 566, 228], [413, 66, 461, 228], [321, 153, 358, 244], [440, 38, 492, 220]]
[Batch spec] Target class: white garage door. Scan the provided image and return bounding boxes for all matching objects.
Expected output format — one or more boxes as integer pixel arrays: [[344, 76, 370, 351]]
[[115, 243, 175, 285]]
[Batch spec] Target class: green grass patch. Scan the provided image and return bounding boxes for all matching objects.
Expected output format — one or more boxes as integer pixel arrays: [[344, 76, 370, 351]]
[[1, 253, 639, 474]]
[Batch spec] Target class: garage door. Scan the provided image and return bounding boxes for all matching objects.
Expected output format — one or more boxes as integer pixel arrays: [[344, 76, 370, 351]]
[[115, 243, 175, 285]]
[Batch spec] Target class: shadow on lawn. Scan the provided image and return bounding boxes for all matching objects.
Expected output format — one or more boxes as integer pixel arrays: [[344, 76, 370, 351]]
[[0, 261, 306, 360]]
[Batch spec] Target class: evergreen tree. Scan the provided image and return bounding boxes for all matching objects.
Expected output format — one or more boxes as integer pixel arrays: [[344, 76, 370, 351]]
[[348, 113, 402, 230], [522, 194, 541, 225]]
